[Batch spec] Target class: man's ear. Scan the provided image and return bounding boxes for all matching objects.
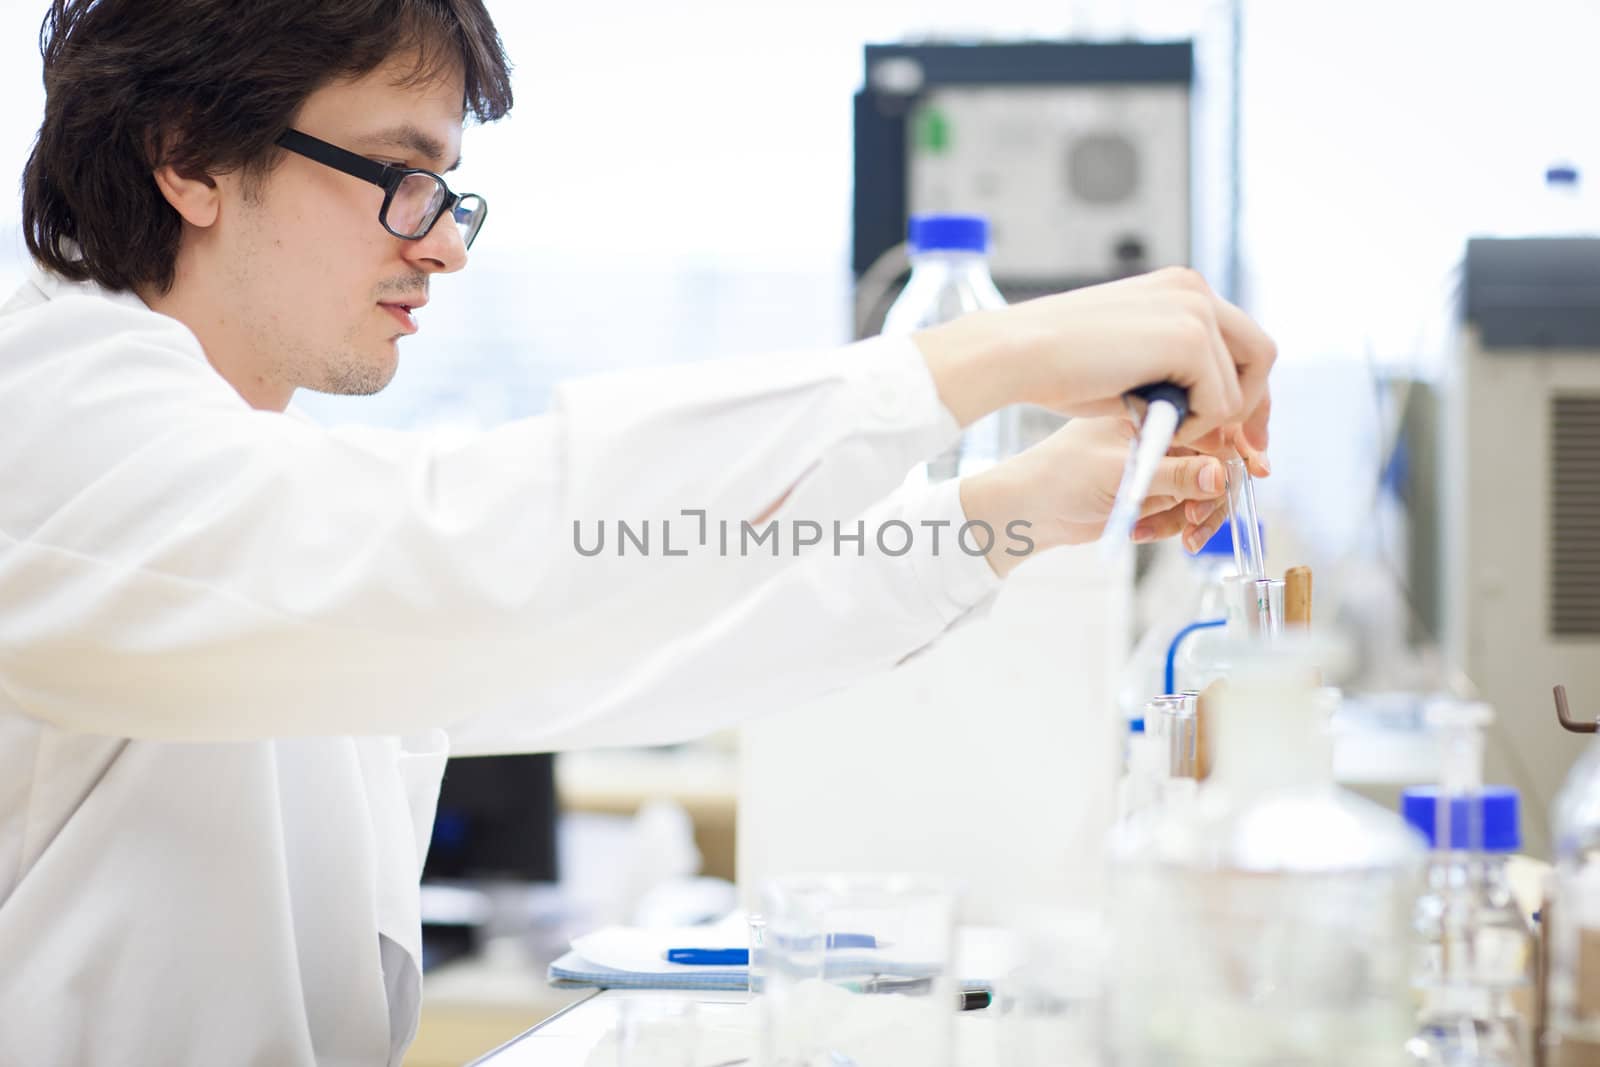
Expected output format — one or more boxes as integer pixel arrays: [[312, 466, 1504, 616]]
[[152, 164, 220, 228]]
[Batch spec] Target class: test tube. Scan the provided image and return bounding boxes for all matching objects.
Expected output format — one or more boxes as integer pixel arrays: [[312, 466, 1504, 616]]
[[1172, 692, 1199, 778], [1221, 575, 1285, 640], [1223, 453, 1266, 580], [1148, 694, 1197, 779], [1256, 578, 1285, 637], [1143, 695, 1177, 747]]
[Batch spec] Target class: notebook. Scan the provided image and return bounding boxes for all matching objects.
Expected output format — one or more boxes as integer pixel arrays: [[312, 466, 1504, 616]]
[[549, 923, 749, 991], [546, 922, 1013, 993]]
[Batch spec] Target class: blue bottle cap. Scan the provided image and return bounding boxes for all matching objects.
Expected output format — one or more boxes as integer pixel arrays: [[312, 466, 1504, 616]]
[[1399, 786, 1521, 852], [1191, 519, 1265, 559], [907, 214, 989, 254], [1547, 164, 1580, 186]]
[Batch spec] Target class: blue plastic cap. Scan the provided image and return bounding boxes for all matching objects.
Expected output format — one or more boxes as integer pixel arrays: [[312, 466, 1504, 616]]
[[1548, 164, 1580, 186], [1400, 786, 1521, 852], [908, 214, 989, 254], [1191, 518, 1265, 559], [1128, 717, 1145, 734]]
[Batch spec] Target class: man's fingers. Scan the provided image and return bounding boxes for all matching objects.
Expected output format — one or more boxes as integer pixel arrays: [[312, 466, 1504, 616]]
[[1131, 505, 1188, 543], [1183, 426, 1231, 456], [1208, 315, 1244, 421], [1138, 494, 1179, 520], [1182, 498, 1231, 553], [1148, 454, 1226, 502], [1242, 393, 1272, 455], [1231, 426, 1271, 477], [1212, 294, 1276, 449], [1185, 498, 1221, 526], [1159, 276, 1234, 441]]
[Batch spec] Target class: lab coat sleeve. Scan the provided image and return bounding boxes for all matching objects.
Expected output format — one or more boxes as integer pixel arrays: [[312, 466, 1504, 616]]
[[444, 477, 1001, 753], [0, 288, 980, 743]]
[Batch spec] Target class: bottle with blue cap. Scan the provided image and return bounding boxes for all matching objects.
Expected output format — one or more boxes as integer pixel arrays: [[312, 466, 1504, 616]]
[[881, 214, 1014, 480], [1400, 700, 1533, 1067], [1114, 520, 1261, 733], [1168, 520, 1263, 693], [1531, 162, 1592, 238]]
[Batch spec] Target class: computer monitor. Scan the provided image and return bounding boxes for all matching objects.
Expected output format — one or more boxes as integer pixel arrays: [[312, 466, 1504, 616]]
[[422, 753, 559, 883]]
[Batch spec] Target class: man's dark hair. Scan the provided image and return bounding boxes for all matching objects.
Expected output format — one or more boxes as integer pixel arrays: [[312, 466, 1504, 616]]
[[21, 0, 513, 295]]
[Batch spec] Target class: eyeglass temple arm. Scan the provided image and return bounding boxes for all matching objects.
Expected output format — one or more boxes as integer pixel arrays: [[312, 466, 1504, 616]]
[[275, 129, 392, 188]]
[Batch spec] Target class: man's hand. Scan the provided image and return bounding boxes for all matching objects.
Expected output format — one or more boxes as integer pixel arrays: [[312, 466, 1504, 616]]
[[914, 267, 1276, 455], [958, 416, 1242, 578]]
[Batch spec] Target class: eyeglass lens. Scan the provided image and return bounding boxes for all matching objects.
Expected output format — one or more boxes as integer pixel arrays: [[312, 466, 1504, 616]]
[[385, 173, 484, 248], [452, 196, 486, 248], [388, 173, 448, 238]]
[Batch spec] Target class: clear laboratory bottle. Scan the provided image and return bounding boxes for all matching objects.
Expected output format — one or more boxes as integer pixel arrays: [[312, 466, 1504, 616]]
[[1489, 161, 1594, 238], [880, 214, 1011, 480], [1103, 640, 1425, 1067], [1168, 521, 1263, 694], [1401, 786, 1532, 1067], [1530, 163, 1593, 238], [1115, 523, 1252, 730], [1547, 687, 1600, 1063]]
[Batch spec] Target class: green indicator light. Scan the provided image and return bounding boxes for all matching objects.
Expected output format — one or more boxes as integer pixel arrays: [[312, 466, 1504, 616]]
[[914, 107, 950, 154]]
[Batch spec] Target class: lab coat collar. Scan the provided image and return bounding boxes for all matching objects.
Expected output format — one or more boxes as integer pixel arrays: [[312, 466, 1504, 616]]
[[26, 262, 237, 394], [30, 263, 151, 316]]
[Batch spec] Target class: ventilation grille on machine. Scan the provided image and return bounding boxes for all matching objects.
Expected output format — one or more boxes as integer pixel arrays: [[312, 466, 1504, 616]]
[[1551, 393, 1600, 635]]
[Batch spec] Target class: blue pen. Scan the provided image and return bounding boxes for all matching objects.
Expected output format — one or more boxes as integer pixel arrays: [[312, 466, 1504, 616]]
[[664, 947, 748, 966], [666, 932, 877, 965]]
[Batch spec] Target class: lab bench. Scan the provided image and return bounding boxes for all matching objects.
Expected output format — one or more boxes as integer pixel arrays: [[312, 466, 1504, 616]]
[[468, 988, 1019, 1066], [403, 951, 586, 1067]]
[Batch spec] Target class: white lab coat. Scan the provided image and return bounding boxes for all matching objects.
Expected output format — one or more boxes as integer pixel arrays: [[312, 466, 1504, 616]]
[[0, 269, 998, 1065]]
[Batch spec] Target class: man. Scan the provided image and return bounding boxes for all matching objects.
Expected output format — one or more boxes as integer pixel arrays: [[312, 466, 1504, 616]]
[[0, 1, 1274, 1063]]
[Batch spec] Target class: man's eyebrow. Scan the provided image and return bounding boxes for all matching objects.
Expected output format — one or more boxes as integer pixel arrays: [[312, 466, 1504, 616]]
[[354, 124, 462, 173]]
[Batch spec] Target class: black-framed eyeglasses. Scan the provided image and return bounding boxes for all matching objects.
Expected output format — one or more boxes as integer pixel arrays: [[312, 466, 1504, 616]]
[[274, 128, 487, 249]]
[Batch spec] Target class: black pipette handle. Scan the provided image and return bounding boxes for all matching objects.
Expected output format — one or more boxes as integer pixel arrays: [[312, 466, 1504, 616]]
[[1127, 382, 1190, 426]]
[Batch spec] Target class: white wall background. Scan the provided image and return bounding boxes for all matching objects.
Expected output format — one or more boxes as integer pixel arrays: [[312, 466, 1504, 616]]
[[2, 0, 1598, 606]]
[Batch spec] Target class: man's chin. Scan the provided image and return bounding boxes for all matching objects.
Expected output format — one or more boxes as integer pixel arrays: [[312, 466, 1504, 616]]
[[311, 351, 398, 397]]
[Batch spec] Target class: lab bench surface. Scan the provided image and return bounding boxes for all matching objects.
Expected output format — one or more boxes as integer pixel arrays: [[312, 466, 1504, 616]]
[[468, 987, 1013, 1066], [403, 952, 587, 1067], [467, 989, 736, 1066]]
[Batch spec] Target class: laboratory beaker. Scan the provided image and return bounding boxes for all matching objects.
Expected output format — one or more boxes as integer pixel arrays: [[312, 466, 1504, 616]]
[[748, 913, 768, 994], [759, 874, 957, 1067], [993, 910, 1105, 1067], [607, 997, 702, 1067]]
